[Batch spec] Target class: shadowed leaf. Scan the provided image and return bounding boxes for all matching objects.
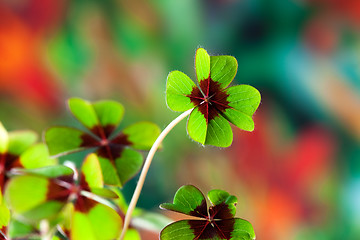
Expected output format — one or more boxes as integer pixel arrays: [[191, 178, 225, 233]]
[[90, 188, 118, 199], [7, 219, 35, 239], [121, 122, 161, 150], [97, 156, 120, 186], [19, 143, 56, 169], [21, 201, 65, 221], [115, 148, 143, 187], [15, 165, 73, 179], [45, 127, 91, 156]]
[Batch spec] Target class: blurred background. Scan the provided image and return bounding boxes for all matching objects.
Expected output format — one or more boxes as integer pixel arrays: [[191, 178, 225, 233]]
[[0, 0, 360, 239]]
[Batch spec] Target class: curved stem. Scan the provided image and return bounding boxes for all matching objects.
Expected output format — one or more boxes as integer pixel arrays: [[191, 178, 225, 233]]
[[119, 109, 193, 240]]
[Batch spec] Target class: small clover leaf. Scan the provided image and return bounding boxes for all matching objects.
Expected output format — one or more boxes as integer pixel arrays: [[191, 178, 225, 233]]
[[45, 98, 161, 187], [166, 48, 261, 147], [160, 185, 255, 240]]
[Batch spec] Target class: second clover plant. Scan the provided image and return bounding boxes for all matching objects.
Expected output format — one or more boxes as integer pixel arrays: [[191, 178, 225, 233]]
[[45, 98, 160, 187]]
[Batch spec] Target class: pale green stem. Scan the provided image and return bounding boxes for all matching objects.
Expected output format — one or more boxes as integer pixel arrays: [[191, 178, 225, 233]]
[[119, 108, 193, 240], [40, 220, 52, 240]]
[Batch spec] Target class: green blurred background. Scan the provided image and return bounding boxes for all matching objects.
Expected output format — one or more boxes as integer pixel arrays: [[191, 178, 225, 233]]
[[1, 0, 360, 239]]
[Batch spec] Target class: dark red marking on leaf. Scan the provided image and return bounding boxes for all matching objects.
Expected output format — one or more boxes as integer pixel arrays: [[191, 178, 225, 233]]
[[79, 173, 91, 192], [96, 144, 124, 160], [188, 219, 235, 240], [74, 196, 97, 213], [80, 133, 100, 148], [188, 220, 215, 239], [209, 202, 234, 220], [96, 133, 131, 160], [0, 152, 22, 193], [74, 174, 98, 213], [111, 133, 131, 146], [81, 130, 131, 161], [91, 125, 116, 139], [189, 199, 208, 218], [188, 87, 204, 106], [62, 228, 70, 238], [0, 226, 6, 240], [188, 78, 230, 123], [57, 174, 74, 184], [214, 219, 236, 239], [46, 180, 71, 202]]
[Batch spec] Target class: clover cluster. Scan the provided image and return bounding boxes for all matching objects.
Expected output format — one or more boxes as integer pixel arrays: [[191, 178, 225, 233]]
[[0, 48, 260, 240]]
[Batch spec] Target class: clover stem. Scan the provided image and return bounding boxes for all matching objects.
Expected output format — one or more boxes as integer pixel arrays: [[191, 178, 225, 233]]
[[119, 108, 193, 240]]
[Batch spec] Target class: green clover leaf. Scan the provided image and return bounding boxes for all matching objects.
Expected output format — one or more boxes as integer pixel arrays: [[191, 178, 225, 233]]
[[0, 122, 55, 211], [45, 98, 161, 187], [0, 199, 10, 237], [160, 185, 255, 240], [166, 48, 261, 147], [5, 154, 126, 240]]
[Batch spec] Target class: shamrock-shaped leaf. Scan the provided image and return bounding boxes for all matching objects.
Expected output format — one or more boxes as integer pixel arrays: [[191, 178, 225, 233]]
[[45, 98, 160, 187], [160, 185, 255, 240], [166, 48, 261, 147], [5, 154, 123, 240]]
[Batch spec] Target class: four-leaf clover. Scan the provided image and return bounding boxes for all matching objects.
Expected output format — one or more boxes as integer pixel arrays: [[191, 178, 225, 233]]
[[160, 185, 255, 240], [5, 154, 124, 240], [166, 48, 261, 147], [45, 98, 160, 187]]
